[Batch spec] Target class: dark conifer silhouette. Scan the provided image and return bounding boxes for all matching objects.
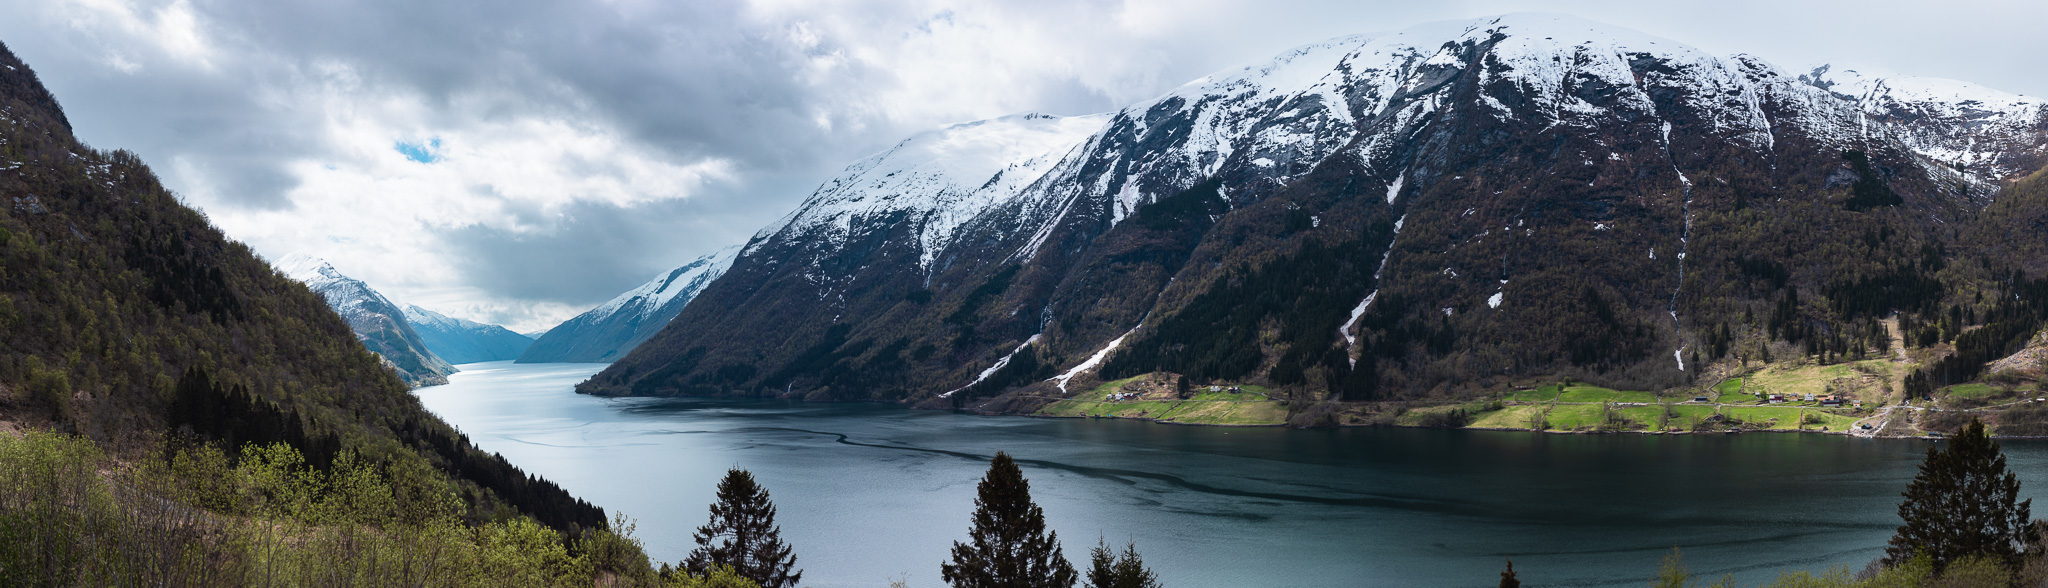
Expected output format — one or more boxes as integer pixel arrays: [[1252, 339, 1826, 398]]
[[1498, 559, 1519, 588], [1084, 538, 1161, 588], [686, 468, 802, 588], [943, 452, 1078, 588], [1885, 419, 2032, 572]]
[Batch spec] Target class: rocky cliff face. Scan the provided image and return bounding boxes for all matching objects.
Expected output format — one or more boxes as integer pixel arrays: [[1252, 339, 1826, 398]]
[[279, 254, 455, 387], [1797, 65, 2048, 183], [518, 246, 737, 363], [581, 14, 2048, 405]]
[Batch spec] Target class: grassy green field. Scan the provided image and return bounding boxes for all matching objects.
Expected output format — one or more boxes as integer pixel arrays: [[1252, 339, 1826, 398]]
[[1507, 385, 1561, 402], [1946, 383, 2006, 400], [1542, 404, 1611, 430], [1743, 359, 1895, 403], [1720, 406, 1860, 431], [1036, 375, 1286, 425], [1038, 372, 1885, 433], [1714, 378, 1744, 395], [1468, 405, 1547, 429], [1553, 385, 1657, 404]]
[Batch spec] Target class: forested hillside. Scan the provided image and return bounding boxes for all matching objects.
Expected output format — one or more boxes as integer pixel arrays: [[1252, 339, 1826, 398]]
[[0, 40, 602, 533], [581, 15, 2048, 413]]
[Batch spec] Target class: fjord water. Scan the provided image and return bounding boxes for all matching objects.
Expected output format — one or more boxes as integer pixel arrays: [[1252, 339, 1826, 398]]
[[421, 362, 2048, 587]]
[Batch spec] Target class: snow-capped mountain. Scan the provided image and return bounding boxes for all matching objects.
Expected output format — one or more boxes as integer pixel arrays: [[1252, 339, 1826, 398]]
[[401, 305, 534, 364], [744, 112, 1110, 276], [1797, 64, 2048, 182], [277, 253, 456, 387], [518, 246, 739, 363], [584, 14, 2048, 404]]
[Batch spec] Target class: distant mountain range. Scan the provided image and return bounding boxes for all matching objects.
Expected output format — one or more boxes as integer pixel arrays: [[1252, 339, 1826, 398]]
[[579, 13, 2048, 410], [279, 254, 456, 387], [278, 254, 532, 383], [403, 304, 533, 364], [519, 246, 737, 363]]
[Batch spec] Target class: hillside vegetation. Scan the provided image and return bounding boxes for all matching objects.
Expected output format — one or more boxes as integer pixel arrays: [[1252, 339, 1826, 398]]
[[0, 38, 605, 545]]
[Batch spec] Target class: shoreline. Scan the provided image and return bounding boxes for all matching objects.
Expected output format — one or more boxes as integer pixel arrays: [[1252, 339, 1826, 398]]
[[580, 389, 2035, 440]]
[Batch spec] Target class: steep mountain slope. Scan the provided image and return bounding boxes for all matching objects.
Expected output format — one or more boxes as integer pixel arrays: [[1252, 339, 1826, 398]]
[[584, 14, 2048, 408], [278, 254, 457, 387], [403, 304, 534, 364], [1797, 65, 2048, 183], [0, 40, 603, 531], [519, 246, 737, 363]]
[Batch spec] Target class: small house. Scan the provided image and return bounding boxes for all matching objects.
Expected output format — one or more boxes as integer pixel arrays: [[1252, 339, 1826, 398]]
[[1767, 395, 1786, 404], [1692, 396, 1710, 403]]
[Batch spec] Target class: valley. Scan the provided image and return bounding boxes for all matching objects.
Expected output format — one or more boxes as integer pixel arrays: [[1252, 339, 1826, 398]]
[[4, 7, 2048, 587]]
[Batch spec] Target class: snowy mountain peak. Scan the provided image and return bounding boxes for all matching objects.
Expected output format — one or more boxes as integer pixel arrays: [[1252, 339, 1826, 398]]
[[749, 112, 1111, 272], [402, 304, 534, 364], [519, 245, 743, 363], [270, 251, 455, 386], [589, 245, 741, 322], [402, 304, 492, 334], [1796, 64, 2048, 179], [277, 251, 346, 284]]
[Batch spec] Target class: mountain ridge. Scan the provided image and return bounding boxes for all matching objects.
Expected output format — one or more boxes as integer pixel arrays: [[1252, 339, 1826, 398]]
[[581, 14, 2047, 412], [0, 37, 605, 531], [402, 304, 533, 364], [518, 245, 738, 363], [277, 253, 457, 386]]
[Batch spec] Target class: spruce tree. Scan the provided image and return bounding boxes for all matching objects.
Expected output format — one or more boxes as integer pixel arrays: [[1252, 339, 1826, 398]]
[[943, 452, 1078, 588], [1497, 559, 1519, 588], [685, 468, 801, 588], [1084, 538, 1161, 588], [1884, 419, 2032, 572]]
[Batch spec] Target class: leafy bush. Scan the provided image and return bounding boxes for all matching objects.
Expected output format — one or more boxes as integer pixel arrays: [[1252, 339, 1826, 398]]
[[0, 429, 662, 587]]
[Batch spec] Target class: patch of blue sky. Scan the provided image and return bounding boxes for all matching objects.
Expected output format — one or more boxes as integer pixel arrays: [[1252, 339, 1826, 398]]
[[395, 138, 442, 163]]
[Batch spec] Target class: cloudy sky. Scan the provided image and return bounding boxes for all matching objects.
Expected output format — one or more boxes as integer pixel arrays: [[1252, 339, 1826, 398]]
[[1, 0, 2041, 332]]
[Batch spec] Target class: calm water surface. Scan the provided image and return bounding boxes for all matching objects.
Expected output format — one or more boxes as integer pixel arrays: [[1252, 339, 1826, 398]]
[[418, 362, 2048, 588]]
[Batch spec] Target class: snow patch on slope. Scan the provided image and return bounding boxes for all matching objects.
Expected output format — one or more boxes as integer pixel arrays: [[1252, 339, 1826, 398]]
[[752, 113, 1108, 272], [584, 246, 740, 324], [943, 334, 1042, 398], [1798, 64, 2048, 180], [1053, 324, 1142, 393]]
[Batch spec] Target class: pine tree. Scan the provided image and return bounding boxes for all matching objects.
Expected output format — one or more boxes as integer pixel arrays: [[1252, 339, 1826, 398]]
[[1497, 559, 1519, 588], [685, 469, 802, 588], [943, 452, 1078, 588], [1084, 538, 1161, 588], [1652, 548, 1694, 588], [1884, 419, 2032, 572]]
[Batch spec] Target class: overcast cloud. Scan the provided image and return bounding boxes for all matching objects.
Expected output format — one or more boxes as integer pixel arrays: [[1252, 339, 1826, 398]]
[[2, 0, 2041, 332]]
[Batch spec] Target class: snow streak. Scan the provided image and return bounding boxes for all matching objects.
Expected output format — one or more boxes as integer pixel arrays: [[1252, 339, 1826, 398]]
[[943, 334, 1042, 398], [1053, 324, 1142, 393], [1341, 214, 1405, 367]]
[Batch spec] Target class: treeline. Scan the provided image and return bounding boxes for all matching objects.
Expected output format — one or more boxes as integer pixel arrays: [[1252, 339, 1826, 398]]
[[1906, 272, 2048, 397]]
